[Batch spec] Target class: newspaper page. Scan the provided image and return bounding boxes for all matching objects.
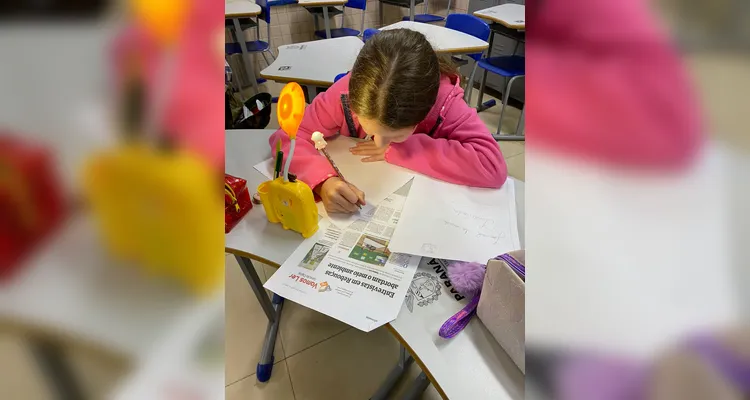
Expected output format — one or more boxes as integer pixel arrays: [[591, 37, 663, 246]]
[[264, 193, 420, 332]]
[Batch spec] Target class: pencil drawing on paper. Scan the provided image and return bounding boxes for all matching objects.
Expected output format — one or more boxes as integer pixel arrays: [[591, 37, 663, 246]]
[[442, 202, 505, 245], [421, 243, 436, 254]]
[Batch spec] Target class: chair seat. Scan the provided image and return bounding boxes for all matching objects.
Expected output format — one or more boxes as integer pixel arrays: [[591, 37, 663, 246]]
[[305, 6, 344, 17], [401, 14, 444, 23], [268, 0, 297, 6], [225, 40, 270, 54], [379, 0, 424, 8], [477, 56, 525, 77], [314, 27, 360, 39]]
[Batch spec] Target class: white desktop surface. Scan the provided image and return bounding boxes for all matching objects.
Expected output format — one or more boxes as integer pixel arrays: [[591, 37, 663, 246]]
[[380, 21, 489, 54], [225, 0, 262, 18], [0, 216, 211, 362], [473, 4, 525, 29], [260, 37, 364, 86]]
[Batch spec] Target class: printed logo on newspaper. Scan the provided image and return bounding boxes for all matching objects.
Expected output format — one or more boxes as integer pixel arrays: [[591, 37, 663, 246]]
[[288, 273, 317, 290], [318, 281, 332, 292]]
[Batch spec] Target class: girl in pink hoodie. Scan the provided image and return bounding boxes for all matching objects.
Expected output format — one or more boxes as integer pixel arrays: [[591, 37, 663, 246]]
[[269, 29, 507, 214]]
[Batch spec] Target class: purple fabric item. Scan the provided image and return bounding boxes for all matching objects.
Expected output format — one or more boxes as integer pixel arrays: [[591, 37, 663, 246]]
[[690, 336, 750, 392], [439, 294, 480, 339], [447, 261, 486, 297], [495, 253, 525, 280], [555, 355, 648, 400], [553, 336, 750, 400]]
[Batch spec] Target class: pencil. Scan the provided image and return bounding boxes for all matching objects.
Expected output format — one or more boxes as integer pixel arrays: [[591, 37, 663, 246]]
[[320, 148, 362, 209]]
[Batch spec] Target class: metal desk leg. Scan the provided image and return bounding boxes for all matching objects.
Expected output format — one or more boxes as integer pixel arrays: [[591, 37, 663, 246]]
[[409, 0, 415, 21], [30, 339, 87, 400], [370, 345, 414, 400], [235, 255, 284, 382], [323, 7, 332, 39], [231, 18, 260, 95], [476, 30, 495, 112], [399, 372, 430, 400]]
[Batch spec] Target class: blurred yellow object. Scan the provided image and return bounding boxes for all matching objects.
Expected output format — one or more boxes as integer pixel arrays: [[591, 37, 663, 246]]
[[277, 82, 306, 139], [260, 82, 318, 238], [83, 144, 223, 295], [130, 0, 190, 46], [258, 177, 318, 238]]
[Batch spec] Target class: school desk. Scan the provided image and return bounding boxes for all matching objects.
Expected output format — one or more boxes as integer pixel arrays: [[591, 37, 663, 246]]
[[225, 128, 526, 396], [297, 0, 349, 39], [0, 216, 215, 399], [380, 21, 489, 55], [473, 3, 526, 140], [226, 0, 263, 94], [260, 36, 364, 98]]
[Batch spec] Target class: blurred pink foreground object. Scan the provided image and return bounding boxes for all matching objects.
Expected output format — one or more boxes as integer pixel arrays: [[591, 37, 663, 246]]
[[527, 0, 703, 170], [111, 0, 223, 169]]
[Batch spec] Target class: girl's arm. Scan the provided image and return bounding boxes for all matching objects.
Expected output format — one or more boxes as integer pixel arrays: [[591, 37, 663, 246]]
[[385, 103, 508, 188], [267, 78, 348, 190]]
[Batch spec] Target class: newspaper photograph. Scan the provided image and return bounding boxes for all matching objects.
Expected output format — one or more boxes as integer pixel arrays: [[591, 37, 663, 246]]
[[264, 194, 421, 332]]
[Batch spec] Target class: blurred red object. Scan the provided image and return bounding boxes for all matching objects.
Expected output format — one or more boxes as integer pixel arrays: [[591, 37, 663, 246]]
[[0, 135, 66, 279], [225, 174, 251, 233]]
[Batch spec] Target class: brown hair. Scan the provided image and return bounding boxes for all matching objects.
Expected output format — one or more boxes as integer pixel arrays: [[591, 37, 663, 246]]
[[349, 29, 459, 130]]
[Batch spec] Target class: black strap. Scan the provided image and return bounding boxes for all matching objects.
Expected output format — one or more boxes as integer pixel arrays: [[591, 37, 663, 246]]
[[427, 116, 443, 137], [340, 94, 358, 138]]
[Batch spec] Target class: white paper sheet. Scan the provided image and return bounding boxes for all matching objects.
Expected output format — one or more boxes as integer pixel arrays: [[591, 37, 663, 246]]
[[390, 258, 524, 400], [389, 175, 520, 262], [264, 194, 420, 332], [253, 136, 415, 228]]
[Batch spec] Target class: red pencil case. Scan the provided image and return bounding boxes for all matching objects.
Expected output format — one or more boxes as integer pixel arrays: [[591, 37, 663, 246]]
[[0, 135, 66, 279], [225, 174, 252, 233]]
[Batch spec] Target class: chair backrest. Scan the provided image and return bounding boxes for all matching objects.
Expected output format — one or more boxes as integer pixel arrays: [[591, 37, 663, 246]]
[[334, 72, 348, 83], [256, 0, 271, 24], [345, 0, 366, 10], [363, 28, 379, 42], [445, 13, 489, 61]]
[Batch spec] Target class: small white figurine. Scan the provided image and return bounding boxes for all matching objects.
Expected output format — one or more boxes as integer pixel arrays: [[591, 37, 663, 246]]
[[311, 131, 327, 150]]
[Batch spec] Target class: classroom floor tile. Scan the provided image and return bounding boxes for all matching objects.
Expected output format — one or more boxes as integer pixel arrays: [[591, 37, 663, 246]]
[[260, 265, 352, 358], [225, 255, 286, 385], [226, 359, 296, 400], [277, 300, 351, 358], [284, 327, 400, 400], [0, 335, 52, 399]]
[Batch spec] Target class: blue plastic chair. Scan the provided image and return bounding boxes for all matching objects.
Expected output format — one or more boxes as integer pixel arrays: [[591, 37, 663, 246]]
[[334, 72, 348, 82], [400, 0, 451, 23], [225, 0, 276, 63], [362, 28, 380, 42], [310, 0, 367, 39], [444, 14, 489, 103], [473, 55, 525, 139]]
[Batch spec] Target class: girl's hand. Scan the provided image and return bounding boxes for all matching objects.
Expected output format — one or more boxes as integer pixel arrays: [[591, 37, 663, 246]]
[[316, 177, 366, 213], [350, 141, 388, 162]]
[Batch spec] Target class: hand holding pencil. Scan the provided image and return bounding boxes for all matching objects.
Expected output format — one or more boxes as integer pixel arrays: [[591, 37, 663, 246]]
[[311, 132, 365, 213]]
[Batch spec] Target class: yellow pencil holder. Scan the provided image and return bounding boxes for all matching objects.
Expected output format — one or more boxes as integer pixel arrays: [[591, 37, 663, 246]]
[[258, 176, 318, 238]]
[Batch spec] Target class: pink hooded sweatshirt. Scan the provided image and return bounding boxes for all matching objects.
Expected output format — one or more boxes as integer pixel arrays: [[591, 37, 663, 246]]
[[112, 0, 224, 169], [527, 0, 703, 170], [268, 73, 508, 192]]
